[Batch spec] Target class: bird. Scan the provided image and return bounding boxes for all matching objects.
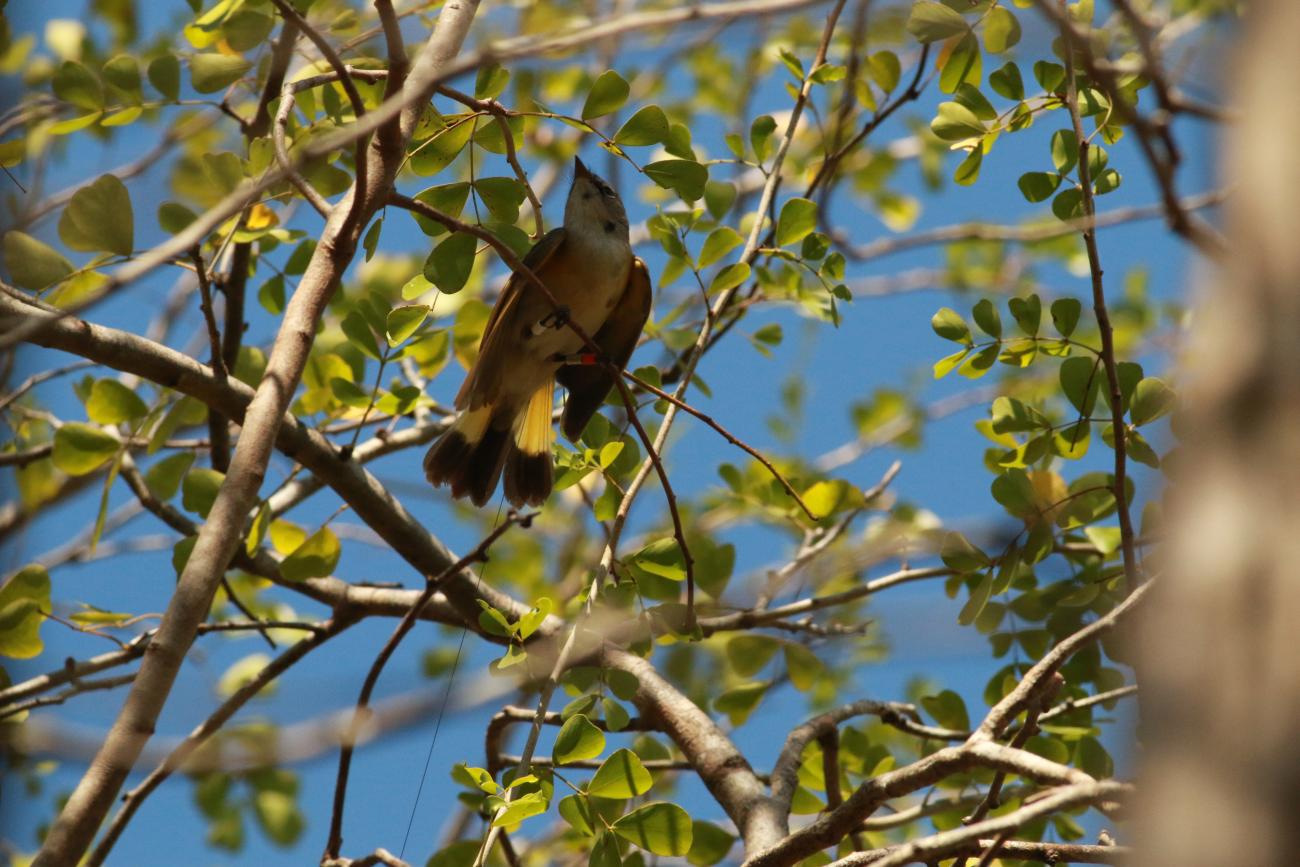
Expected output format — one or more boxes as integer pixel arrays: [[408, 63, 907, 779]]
[[423, 156, 652, 509]]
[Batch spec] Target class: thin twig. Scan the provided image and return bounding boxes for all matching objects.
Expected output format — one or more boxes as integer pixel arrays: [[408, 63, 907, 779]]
[[625, 370, 818, 520], [1058, 4, 1141, 591], [324, 512, 534, 860]]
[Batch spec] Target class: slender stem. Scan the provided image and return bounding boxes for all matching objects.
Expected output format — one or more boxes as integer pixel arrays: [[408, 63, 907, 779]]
[[1059, 2, 1140, 590]]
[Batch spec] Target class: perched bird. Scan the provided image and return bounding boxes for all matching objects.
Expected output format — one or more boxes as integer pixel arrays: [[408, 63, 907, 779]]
[[424, 157, 652, 508]]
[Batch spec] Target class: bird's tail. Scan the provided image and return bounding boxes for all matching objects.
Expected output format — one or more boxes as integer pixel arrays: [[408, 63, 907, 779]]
[[504, 378, 554, 507], [424, 405, 511, 507], [424, 379, 555, 508]]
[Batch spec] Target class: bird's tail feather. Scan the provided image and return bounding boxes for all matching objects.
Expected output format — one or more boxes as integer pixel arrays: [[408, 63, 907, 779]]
[[424, 406, 511, 507], [504, 378, 554, 507]]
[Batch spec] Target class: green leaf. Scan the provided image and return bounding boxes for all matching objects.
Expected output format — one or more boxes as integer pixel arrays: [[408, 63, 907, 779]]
[[614, 105, 669, 146], [939, 33, 981, 94], [991, 467, 1038, 518], [58, 174, 134, 256], [869, 51, 902, 92], [1051, 297, 1082, 336], [424, 232, 477, 294], [102, 55, 142, 100], [783, 642, 825, 691], [1018, 171, 1061, 203], [630, 537, 686, 581], [972, 298, 1001, 338], [190, 52, 251, 94], [775, 198, 817, 247], [958, 572, 994, 625], [0, 565, 51, 659], [410, 116, 475, 175], [687, 820, 735, 866], [85, 379, 148, 424], [53, 61, 103, 110], [613, 802, 693, 857], [921, 689, 971, 730], [1130, 377, 1175, 426], [1051, 129, 1079, 175], [582, 70, 630, 119], [1052, 187, 1084, 221], [982, 7, 1021, 53], [934, 348, 970, 379], [144, 452, 195, 501], [148, 54, 181, 100], [280, 527, 341, 581], [410, 182, 472, 235], [713, 681, 768, 725], [931, 307, 972, 344], [474, 62, 510, 100], [553, 714, 606, 765], [906, 1, 970, 42], [158, 201, 198, 235], [1094, 167, 1122, 194], [699, 226, 743, 269], [252, 789, 304, 845], [182, 467, 225, 518], [989, 62, 1024, 100], [558, 794, 596, 836], [941, 532, 990, 572], [704, 180, 737, 219], [709, 262, 750, 295], [2, 231, 74, 290], [1060, 357, 1102, 417], [930, 101, 985, 142], [52, 423, 119, 475], [385, 304, 429, 347], [725, 635, 779, 677], [588, 748, 653, 799], [475, 177, 526, 223], [1034, 60, 1066, 93], [749, 114, 777, 162], [644, 159, 708, 202]]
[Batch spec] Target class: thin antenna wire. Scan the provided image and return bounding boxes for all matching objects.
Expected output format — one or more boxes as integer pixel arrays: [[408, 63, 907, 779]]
[[399, 496, 507, 860]]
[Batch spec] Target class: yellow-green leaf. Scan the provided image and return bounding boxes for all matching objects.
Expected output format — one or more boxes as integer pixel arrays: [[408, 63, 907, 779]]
[[552, 713, 606, 765], [3, 231, 73, 290], [0, 565, 51, 659], [52, 423, 119, 475], [279, 527, 341, 581], [59, 174, 134, 256], [612, 802, 693, 857], [588, 748, 653, 799], [86, 379, 147, 424]]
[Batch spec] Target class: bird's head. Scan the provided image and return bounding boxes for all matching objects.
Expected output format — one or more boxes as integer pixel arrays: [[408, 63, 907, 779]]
[[564, 156, 629, 240]]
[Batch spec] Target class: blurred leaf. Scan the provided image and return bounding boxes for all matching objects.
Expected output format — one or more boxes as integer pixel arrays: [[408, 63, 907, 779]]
[[0, 565, 51, 659], [52, 423, 118, 475], [190, 53, 251, 94], [3, 231, 73, 290], [582, 70, 630, 119], [59, 174, 134, 256]]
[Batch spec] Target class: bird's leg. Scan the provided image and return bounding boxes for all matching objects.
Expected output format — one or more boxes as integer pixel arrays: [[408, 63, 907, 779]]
[[550, 350, 608, 366], [538, 305, 571, 330]]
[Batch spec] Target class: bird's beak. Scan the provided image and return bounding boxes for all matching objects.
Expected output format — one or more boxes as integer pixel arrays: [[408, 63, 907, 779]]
[[574, 155, 593, 181]]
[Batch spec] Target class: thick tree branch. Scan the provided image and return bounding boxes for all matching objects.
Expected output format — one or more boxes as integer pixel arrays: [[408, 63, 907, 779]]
[[29, 3, 484, 861]]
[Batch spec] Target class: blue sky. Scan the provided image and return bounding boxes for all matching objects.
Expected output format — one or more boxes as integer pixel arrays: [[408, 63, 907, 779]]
[[0, 1, 1222, 863]]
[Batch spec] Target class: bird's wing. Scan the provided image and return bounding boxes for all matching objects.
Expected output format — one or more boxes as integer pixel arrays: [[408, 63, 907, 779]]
[[456, 227, 568, 409], [557, 256, 653, 442]]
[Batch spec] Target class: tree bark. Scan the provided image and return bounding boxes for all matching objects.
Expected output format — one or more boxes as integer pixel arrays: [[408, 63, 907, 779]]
[[1137, 1, 1300, 863]]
